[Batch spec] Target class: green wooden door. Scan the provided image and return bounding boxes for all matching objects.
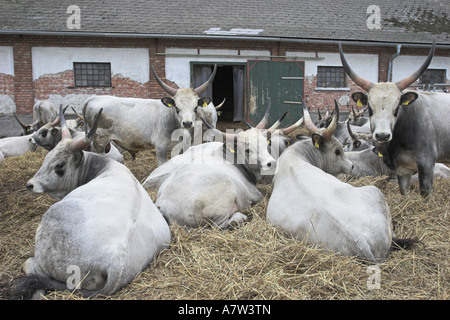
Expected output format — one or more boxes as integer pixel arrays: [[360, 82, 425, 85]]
[[246, 60, 304, 127]]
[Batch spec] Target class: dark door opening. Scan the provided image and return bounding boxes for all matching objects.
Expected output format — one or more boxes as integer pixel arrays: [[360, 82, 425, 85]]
[[193, 64, 245, 122]]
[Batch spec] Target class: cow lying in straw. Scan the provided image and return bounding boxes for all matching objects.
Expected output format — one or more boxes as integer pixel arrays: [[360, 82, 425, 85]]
[[13, 106, 170, 299]]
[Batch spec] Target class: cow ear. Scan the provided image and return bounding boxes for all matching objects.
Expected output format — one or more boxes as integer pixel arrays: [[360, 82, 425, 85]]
[[198, 97, 211, 108], [161, 97, 176, 108], [311, 133, 324, 149], [73, 150, 84, 166], [399, 92, 418, 106], [351, 92, 368, 107], [372, 146, 383, 158]]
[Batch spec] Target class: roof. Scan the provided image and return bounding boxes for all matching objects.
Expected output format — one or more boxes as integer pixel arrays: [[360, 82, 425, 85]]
[[1, 0, 449, 45]]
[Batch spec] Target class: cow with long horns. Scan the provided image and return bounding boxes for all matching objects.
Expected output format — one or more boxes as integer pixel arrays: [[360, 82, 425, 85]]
[[13, 106, 170, 299], [266, 101, 418, 263], [143, 102, 301, 228], [340, 40, 450, 197], [82, 65, 217, 165]]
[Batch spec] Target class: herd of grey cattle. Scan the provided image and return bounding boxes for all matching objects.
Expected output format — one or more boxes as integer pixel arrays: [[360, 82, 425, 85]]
[[1, 42, 449, 299]]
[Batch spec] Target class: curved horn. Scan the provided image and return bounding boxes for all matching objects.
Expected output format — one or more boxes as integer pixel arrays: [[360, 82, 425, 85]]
[[346, 120, 371, 140], [395, 39, 435, 91], [268, 111, 289, 132], [301, 97, 318, 134], [339, 42, 374, 92], [71, 106, 84, 120], [317, 108, 322, 121], [280, 115, 304, 135], [215, 97, 226, 110], [13, 113, 28, 130], [69, 108, 103, 151], [59, 105, 72, 141], [200, 115, 237, 141], [151, 65, 178, 96], [256, 97, 271, 129], [194, 64, 217, 95]]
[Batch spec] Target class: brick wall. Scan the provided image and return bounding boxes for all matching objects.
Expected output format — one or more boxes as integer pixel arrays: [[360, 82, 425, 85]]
[[0, 35, 448, 116]]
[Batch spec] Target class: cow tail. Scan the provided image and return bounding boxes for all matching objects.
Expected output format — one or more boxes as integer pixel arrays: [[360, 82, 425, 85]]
[[390, 237, 423, 251], [11, 274, 68, 300]]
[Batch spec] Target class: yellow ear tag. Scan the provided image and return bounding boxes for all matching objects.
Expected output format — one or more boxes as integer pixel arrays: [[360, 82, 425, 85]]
[[314, 140, 320, 148], [167, 103, 173, 107], [229, 147, 236, 153], [378, 152, 383, 157], [203, 101, 208, 107], [357, 99, 363, 107], [267, 140, 270, 145], [401, 100, 410, 106]]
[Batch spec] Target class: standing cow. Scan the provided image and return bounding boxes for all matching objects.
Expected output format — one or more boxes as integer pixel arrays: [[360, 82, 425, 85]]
[[340, 40, 450, 197], [13, 106, 170, 299], [83, 65, 217, 165]]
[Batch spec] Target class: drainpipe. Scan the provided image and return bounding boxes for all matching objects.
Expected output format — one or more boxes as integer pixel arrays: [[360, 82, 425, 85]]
[[387, 44, 401, 82]]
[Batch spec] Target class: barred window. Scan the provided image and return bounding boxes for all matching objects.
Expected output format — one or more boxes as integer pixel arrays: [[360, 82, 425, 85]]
[[317, 66, 346, 88], [420, 69, 446, 85], [74, 62, 112, 87]]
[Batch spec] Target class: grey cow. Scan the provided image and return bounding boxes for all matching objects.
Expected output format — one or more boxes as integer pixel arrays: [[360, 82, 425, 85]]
[[83, 65, 217, 165], [13, 106, 170, 299], [340, 40, 450, 197]]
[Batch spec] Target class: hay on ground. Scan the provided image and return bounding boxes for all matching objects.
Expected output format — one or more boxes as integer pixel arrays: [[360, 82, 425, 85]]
[[0, 122, 448, 300]]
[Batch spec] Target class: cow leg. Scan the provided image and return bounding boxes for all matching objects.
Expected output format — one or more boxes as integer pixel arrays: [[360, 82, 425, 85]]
[[397, 174, 412, 195], [155, 144, 168, 166], [417, 161, 435, 198], [219, 212, 248, 229]]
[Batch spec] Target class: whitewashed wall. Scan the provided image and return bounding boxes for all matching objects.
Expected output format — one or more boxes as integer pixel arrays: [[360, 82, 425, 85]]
[[286, 51, 379, 85], [392, 55, 449, 83], [0, 46, 15, 114], [165, 48, 271, 88], [32, 47, 149, 83]]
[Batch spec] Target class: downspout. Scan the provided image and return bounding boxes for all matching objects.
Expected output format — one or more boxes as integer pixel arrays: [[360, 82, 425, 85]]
[[387, 44, 401, 82]]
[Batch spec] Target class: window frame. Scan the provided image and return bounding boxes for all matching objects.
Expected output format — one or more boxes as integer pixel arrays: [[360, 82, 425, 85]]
[[419, 68, 446, 86], [73, 62, 112, 88], [316, 66, 347, 89]]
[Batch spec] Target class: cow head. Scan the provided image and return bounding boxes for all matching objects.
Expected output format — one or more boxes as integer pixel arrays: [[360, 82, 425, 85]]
[[152, 65, 217, 130], [26, 105, 103, 200], [344, 120, 373, 152], [201, 101, 281, 177], [13, 113, 40, 136], [339, 41, 435, 142], [30, 115, 63, 151], [302, 99, 354, 176], [30, 106, 83, 151]]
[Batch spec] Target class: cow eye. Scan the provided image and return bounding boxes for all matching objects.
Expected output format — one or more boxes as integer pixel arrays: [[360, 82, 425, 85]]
[[245, 148, 250, 154], [55, 162, 65, 176], [41, 129, 47, 138], [335, 149, 341, 156], [393, 106, 399, 117], [368, 105, 373, 117]]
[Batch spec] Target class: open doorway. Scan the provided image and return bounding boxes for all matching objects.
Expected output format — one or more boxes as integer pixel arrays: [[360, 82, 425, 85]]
[[193, 64, 245, 122]]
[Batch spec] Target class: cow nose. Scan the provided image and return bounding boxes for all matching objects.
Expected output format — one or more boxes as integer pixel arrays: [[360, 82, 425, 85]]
[[26, 182, 33, 191], [375, 132, 391, 142], [182, 121, 193, 128]]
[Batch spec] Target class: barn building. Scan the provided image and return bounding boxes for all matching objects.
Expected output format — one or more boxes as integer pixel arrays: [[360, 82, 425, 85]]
[[0, 0, 449, 136]]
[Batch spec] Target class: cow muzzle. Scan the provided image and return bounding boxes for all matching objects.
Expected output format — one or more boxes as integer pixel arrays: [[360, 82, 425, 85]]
[[182, 121, 193, 129], [374, 132, 391, 142]]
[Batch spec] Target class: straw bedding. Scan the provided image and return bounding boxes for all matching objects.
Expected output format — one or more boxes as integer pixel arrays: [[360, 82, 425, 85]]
[[0, 123, 448, 300]]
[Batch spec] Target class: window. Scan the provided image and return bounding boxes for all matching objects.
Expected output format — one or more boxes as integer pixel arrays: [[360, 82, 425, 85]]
[[74, 62, 111, 87], [420, 69, 446, 85], [317, 66, 346, 88]]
